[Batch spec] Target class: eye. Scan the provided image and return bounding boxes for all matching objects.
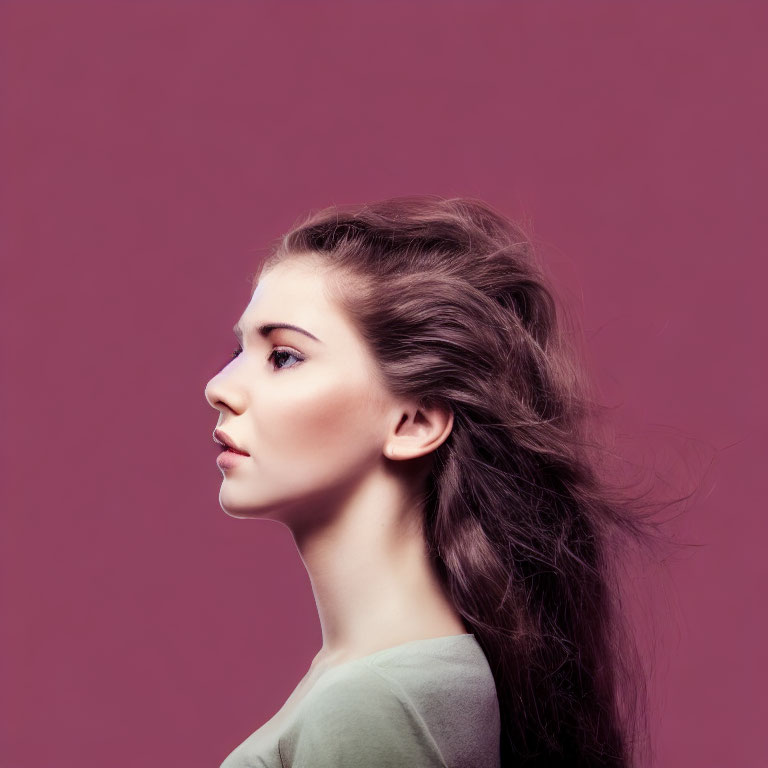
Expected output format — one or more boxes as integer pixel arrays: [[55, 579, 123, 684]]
[[268, 347, 303, 371], [228, 344, 303, 371]]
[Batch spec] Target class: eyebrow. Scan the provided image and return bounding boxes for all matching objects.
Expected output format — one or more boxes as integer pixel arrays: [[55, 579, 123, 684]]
[[233, 320, 323, 344]]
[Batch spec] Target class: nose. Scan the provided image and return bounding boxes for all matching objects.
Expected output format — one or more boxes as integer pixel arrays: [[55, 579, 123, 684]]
[[204, 374, 219, 410], [204, 365, 242, 413], [204, 372, 223, 411]]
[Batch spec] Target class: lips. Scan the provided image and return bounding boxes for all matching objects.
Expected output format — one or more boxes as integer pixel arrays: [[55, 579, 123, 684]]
[[213, 428, 250, 456]]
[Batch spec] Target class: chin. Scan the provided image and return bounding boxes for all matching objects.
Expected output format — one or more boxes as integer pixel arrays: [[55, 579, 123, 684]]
[[217, 489, 290, 522]]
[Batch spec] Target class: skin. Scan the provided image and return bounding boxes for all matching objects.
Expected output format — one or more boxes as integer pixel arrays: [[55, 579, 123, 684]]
[[204, 256, 467, 679]]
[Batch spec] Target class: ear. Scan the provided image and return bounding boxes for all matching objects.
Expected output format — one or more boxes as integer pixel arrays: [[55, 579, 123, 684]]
[[384, 400, 454, 460]]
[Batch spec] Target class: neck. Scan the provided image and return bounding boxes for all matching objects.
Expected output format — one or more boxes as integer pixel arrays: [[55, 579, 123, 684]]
[[289, 465, 466, 669]]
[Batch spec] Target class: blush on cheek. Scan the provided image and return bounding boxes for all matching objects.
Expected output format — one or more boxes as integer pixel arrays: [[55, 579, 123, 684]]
[[263, 378, 382, 477]]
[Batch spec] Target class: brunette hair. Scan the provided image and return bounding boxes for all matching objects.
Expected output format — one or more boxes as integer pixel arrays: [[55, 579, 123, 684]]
[[255, 195, 688, 767]]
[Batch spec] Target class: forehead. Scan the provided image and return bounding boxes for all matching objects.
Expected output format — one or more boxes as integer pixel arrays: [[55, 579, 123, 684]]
[[250, 258, 324, 306], [239, 259, 341, 338]]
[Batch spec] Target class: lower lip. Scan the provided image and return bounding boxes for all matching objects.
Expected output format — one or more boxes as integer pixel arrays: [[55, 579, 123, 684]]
[[216, 449, 249, 469]]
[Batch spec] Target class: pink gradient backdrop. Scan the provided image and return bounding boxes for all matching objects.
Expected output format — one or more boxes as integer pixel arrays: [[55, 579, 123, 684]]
[[1, 2, 765, 766]]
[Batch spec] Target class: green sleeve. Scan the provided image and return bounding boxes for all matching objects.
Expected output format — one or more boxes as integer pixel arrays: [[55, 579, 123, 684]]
[[278, 661, 448, 768]]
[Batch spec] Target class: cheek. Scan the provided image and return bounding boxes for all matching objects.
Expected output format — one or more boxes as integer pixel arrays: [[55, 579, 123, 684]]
[[255, 373, 383, 474]]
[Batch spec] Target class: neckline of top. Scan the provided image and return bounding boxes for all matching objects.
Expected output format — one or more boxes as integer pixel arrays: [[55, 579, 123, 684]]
[[313, 632, 476, 677]]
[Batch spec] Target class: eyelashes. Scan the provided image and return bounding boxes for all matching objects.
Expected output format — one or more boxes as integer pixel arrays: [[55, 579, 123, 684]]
[[229, 344, 304, 371]]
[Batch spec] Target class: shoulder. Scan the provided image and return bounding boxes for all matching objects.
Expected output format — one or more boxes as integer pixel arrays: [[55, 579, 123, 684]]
[[278, 660, 448, 768], [365, 643, 502, 768]]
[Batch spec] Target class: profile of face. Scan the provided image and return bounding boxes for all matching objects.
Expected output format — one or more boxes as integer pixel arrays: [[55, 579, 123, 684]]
[[204, 257, 438, 531]]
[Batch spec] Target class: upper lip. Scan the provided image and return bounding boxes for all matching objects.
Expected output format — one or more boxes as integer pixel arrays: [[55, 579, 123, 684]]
[[213, 428, 250, 456]]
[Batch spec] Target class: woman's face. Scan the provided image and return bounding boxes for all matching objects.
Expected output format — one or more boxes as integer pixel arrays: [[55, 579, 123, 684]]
[[204, 257, 394, 526]]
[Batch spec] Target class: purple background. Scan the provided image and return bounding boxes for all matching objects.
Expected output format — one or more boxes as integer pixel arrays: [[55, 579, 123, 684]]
[[1, 2, 765, 766]]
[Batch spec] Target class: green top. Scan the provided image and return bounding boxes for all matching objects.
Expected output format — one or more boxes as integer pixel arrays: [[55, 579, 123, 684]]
[[219, 633, 501, 768]]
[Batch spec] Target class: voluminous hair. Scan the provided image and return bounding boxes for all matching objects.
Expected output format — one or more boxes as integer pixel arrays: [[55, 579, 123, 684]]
[[257, 195, 693, 767]]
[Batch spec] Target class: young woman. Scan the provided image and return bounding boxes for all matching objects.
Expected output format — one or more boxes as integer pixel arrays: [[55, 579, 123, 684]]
[[205, 196, 659, 767]]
